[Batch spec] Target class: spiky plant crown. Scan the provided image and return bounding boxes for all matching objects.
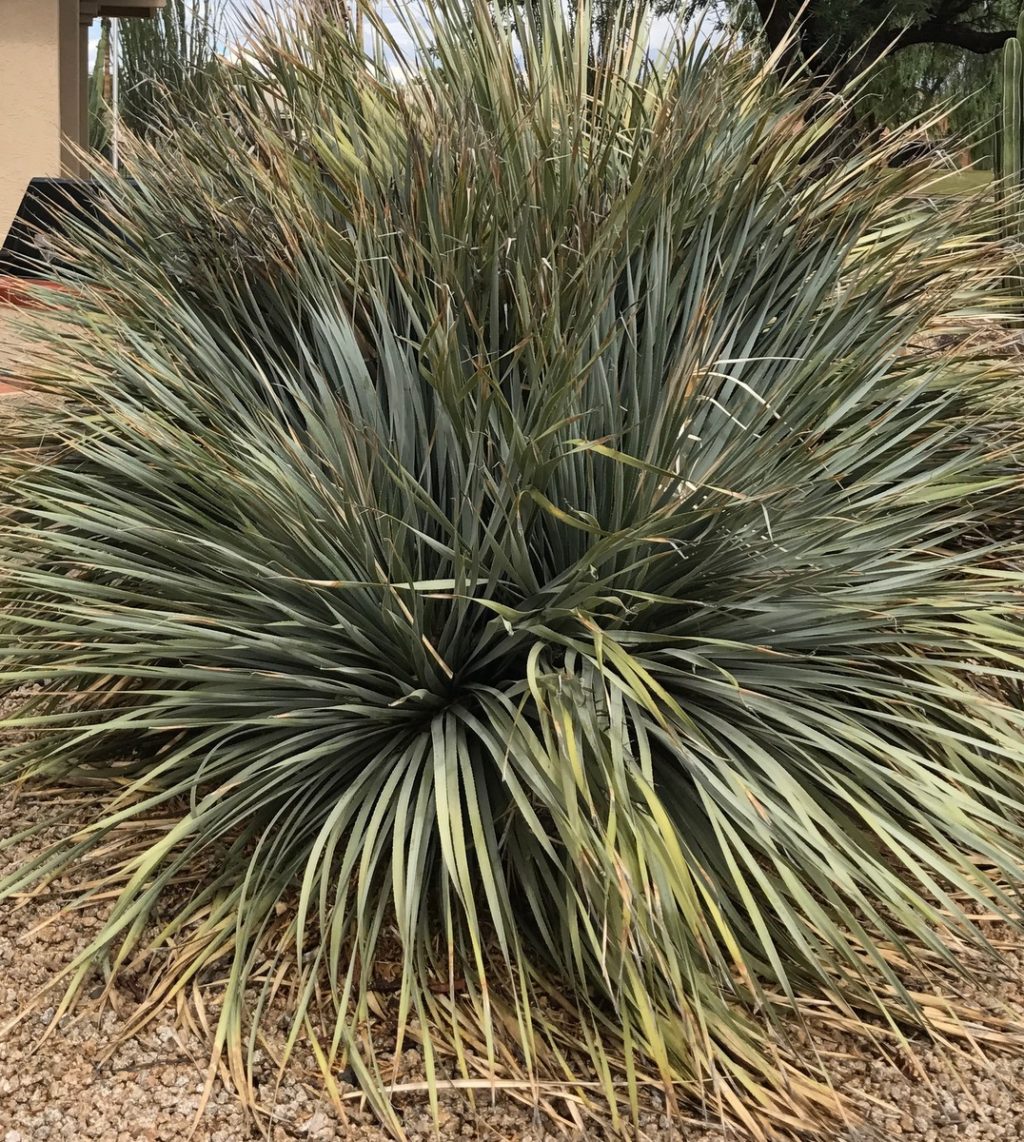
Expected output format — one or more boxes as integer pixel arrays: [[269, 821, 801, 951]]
[[2, 2, 1024, 1137]]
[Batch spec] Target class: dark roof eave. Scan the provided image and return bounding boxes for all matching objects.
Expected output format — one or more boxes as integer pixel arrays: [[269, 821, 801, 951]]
[[95, 2, 164, 17]]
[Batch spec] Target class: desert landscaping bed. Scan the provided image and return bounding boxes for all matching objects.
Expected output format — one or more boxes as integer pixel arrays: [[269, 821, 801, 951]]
[[4, 774, 1024, 1141]]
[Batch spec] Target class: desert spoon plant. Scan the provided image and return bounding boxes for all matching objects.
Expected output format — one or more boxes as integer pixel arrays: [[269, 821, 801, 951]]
[[3, 1, 1024, 1137]]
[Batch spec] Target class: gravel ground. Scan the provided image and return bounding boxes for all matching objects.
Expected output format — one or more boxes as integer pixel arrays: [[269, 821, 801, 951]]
[[4, 771, 1024, 1142], [0, 770, 730, 1142]]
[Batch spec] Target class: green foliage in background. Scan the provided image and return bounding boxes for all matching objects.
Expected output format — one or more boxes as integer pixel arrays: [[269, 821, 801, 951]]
[[87, 0, 222, 152], [700, 0, 1020, 146], [727, 0, 1021, 66], [4, 2, 1024, 1136], [88, 18, 112, 156], [113, 0, 222, 140], [865, 1, 1021, 150]]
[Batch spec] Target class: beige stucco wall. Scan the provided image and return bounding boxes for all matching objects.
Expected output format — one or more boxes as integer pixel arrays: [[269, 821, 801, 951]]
[[0, 1, 162, 252], [0, 0, 62, 250], [59, 0, 82, 177]]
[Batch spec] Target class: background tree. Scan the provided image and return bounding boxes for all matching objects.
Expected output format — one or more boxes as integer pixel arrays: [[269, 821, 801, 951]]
[[735, 0, 1020, 71], [110, 0, 223, 140], [724, 0, 1022, 147], [88, 17, 113, 157]]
